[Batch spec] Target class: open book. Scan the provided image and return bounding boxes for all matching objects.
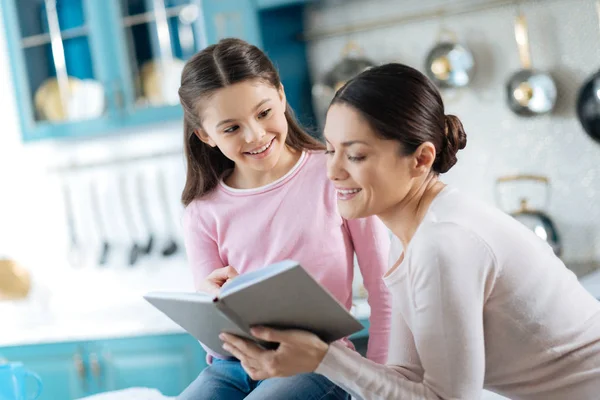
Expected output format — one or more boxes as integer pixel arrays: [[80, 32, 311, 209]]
[[144, 260, 363, 357]]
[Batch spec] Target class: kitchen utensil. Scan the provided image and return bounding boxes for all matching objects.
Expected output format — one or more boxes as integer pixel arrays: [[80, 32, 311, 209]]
[[177, 4, 199, 59], [136, 173, 154, 255], [576, 0, 600, 144], [0, 362, 42, 400], [35, 77, 105, 121], [425, 27, 474, 89], [157, 170, 179, 257], [312, 41, 375, 127], [61, 182, 84, 268], [323, 41, 376, 92], [89, 181, 111, 266], [506, 12, 557, 116], [118, 175, 141, 266], [139, 0, 186, 106], [495, 174, 562, 257], [43, 0, 70, 120]]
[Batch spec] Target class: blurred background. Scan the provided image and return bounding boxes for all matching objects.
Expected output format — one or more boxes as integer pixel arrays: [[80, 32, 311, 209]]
[[0, 0, 599, 399]]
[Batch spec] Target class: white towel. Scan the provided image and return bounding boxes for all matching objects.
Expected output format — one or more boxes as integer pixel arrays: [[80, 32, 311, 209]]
[[75, 387, 174, 400]]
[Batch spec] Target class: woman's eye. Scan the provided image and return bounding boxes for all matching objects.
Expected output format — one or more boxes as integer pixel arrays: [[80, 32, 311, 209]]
[[325, 149, 334, 155], [258, 109, 272, 119], [224, 125, 239, 134], [348, 155, 366, 162]]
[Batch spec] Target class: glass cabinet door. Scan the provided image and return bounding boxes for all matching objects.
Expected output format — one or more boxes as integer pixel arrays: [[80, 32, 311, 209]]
[[17, 0, 107, 125], [116, 0, 206, 111]]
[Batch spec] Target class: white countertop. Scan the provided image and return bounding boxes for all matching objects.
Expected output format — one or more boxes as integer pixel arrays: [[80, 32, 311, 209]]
[[0, 294, 373, 348], [2, 265, 600, 349]]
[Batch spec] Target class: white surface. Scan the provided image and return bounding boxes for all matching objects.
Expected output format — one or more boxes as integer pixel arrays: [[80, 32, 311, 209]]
[[2, 266, 598, 347], [75, 388, 173, 400], [0, 291, 372, 348]]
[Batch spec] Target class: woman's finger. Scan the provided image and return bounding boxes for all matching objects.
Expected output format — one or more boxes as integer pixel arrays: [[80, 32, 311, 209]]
[[241, 361, 267, 381], [221, 333, 264, 358], [222, 343, 246, 361]]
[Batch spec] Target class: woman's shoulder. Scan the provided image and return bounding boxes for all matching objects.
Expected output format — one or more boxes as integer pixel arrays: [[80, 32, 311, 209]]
[[410, 221, 497, 272]]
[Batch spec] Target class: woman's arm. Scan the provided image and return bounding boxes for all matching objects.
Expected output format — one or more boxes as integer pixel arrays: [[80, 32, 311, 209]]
[[222, 222, 497, 399], [320, 223, 496, 399], [345, 216, 393, 364]]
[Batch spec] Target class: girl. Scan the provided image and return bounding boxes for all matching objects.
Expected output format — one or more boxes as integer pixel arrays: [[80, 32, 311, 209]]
[[177, 38, 392, 400], [221, 63, 600, 400]]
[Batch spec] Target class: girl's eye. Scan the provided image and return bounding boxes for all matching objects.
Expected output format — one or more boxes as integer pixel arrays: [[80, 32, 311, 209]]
[[324, 149, 334, 155], [224, 125, 239, 134], [348, 155, 366, 162], [258, 109, 271, 119]]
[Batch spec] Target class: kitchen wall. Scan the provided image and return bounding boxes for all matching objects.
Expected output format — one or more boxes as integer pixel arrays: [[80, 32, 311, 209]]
[[0, 6, 194, 324], [305, 0, 600, 262]]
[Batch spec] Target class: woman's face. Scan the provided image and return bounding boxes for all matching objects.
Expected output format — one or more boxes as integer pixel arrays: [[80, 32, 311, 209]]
[[324, 104, 429, 220]]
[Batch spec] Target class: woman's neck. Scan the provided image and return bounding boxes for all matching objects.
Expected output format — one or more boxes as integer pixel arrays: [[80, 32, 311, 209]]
[[226, 146, 301, 189], [378, 175, 446, 251]]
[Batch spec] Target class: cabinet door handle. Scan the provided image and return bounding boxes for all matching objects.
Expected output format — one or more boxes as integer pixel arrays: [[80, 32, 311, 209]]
[[73, 351, 88, 392], [90, 351, 104, 390], [90, 352, 100, 378]]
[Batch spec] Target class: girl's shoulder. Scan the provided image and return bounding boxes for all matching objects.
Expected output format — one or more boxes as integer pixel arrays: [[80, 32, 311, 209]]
[[301, 150, 328, 173]]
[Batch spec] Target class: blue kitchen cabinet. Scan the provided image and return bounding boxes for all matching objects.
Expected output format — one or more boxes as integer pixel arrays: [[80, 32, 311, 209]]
[[0, 0, 263, 142], [0, 333, 207, 399], [0, 342, 89, 400], [89, 334, 207, 396], [256, 0, 314, 10]]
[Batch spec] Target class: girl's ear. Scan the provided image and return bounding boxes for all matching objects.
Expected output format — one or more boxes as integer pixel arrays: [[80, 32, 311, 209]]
[[278, 84, 287, 109], [195, 129, 216, 147]]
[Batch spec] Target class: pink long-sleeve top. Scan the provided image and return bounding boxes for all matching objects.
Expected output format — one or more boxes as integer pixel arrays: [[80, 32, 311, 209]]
[[182, 151, 392, 363]]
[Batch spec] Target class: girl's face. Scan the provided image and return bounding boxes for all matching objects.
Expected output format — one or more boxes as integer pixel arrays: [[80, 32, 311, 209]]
[[195, 79, 289, 175], [324, 104, 432, 220]]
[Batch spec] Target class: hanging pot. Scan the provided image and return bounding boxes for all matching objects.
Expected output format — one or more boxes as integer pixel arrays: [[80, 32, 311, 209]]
[[312, 41, 376, 127], [425, 28, 474, 89], [506, 12, 557, 116], [495, 174, 562, 257], [323, 41, 376, 92], [576, 1, 600, 144]]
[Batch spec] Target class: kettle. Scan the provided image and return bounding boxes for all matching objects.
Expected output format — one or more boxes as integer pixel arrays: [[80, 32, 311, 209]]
[[495, 174, 562, 257], [0, 361, 42, 400]]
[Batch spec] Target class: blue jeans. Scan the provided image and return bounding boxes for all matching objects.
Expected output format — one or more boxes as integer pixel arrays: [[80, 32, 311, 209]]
[[178, 359, 349, 400]]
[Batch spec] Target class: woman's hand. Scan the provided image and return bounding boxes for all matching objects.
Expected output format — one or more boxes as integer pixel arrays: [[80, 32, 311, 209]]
[[197, 266, 239, 296], [220, 327, 329, 380]]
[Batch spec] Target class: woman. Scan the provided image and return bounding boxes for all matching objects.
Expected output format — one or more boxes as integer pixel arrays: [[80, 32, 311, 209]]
[[220, 63, 600, 399]]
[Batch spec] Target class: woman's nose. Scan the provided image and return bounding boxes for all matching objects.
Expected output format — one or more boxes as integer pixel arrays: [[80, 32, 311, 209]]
[[327, 156, 348, 182]]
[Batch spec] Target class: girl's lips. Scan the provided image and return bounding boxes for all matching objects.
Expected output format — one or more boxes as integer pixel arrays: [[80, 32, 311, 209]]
[[244, 137, 275, 159]]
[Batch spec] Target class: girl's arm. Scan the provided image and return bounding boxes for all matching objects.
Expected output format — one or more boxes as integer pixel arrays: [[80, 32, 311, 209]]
[[345, 216, 393, 364], [316, 223, 497, 399], [182, 203, 225, 289]]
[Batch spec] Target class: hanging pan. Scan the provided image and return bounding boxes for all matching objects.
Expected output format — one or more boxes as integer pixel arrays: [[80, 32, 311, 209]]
[[506, 12, 557, 116]]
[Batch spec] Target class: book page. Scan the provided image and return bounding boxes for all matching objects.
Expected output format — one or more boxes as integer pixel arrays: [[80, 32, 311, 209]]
[[220, 260, 298, 296]]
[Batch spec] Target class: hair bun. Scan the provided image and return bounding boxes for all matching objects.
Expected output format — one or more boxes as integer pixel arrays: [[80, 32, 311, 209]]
[[437, 115, 467, 173]]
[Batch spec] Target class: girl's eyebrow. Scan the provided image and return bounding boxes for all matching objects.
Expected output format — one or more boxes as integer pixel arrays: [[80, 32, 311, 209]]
[[216, 99, 271, 128]]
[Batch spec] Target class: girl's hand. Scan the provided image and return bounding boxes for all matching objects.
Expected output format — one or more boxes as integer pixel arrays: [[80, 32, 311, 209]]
[[198, 266, 239, 296], [220, 327, 329, 380]]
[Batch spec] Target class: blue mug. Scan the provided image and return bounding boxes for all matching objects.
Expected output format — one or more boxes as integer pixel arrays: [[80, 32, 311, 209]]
[[0, 363, 42, 400]]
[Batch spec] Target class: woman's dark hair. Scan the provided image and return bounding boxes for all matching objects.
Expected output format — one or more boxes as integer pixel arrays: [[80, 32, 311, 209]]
[[179, 38, 324, 206], [331, 63, 467, 174]]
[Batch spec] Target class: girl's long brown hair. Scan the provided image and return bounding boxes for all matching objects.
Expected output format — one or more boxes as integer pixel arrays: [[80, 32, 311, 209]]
[[179, 38, 324, 206]]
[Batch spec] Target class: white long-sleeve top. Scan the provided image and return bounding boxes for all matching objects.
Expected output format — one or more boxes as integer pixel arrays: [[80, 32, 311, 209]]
[[316, 186, 600, 400]]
